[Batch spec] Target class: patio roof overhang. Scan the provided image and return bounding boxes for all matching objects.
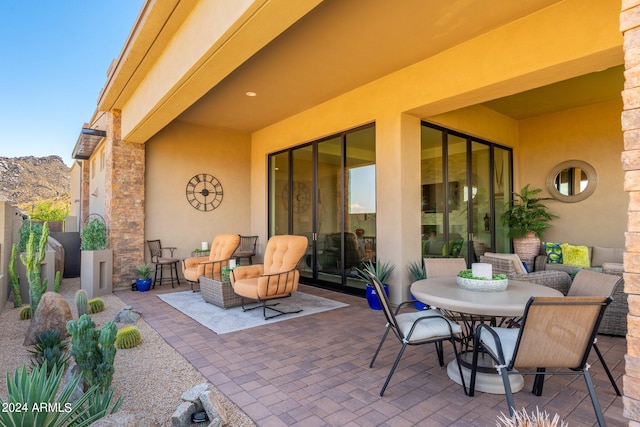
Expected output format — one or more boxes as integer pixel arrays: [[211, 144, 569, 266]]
[[72, 127, 106, 160]]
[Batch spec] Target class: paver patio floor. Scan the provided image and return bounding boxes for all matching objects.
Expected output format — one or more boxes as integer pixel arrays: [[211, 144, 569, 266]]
[[117, 283, 626, 426]]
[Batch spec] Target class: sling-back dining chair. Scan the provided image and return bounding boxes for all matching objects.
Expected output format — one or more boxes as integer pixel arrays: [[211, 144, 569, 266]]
[[565, 268, 624, 396], [423, 257, 467, 278], [469, 296, 612, 427], [367, 270, 467, 396]]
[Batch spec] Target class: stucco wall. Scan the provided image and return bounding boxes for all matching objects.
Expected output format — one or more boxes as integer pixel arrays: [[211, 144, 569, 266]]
[[519, 100, 626, 248], [144, 120, 252, 264]]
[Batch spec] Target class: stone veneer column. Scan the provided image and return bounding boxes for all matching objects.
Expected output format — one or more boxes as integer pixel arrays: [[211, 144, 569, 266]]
[[622, 1, 640, 423], [104, 109, 145, 288]]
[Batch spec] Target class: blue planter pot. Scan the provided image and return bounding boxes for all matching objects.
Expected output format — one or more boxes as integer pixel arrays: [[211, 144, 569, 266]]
[[411, 293, 428, 310], [136, 278, 152, 292], [366, 283, 389, 310]]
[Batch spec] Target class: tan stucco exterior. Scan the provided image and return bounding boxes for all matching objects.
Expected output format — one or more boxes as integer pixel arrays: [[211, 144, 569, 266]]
[[71, 0, 640, 419], [145, 121, 253, 259]]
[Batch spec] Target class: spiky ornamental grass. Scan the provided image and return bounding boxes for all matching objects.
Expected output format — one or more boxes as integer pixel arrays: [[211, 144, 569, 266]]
[[496, 407, 568, 427]]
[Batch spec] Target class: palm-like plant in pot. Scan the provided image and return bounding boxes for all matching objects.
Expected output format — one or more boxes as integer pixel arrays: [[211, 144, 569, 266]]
[[501, 184, 557, 268], [134, 264, 153, 292], [355, 259, 395, 310]]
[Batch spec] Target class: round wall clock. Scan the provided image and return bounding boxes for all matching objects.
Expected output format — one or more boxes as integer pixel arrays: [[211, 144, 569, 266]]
[[185, 173, 223, 211], [282, 181, 311, 213]]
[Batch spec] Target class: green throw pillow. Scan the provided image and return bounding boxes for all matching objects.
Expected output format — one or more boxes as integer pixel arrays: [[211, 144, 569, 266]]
[[450, 239, 464, 257], [560, 243, 590, 268], [543, 242, 563, 264]]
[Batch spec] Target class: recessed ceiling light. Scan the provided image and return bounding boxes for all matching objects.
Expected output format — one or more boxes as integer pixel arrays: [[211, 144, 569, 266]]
[[246, 91, 257, 97]]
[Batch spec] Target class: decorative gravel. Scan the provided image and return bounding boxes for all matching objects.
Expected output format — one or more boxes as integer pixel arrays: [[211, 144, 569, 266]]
[[0, 279, 255, 426]]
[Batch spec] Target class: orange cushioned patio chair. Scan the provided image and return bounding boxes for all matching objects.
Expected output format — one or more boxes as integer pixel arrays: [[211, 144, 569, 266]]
[[230, 234, 308, 319], [182, 233, 240, 291]]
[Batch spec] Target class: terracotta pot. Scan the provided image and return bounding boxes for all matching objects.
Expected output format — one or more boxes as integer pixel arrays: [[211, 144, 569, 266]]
[[513, 232, 540, 270]]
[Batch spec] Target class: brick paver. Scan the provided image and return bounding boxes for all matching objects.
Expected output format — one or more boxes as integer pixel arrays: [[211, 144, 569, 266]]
[[117, 284, 625, 426]]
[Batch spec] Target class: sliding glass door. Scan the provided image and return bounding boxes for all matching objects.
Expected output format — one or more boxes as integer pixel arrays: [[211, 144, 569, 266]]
[[269, 124, 376, 293], [421, 122, 512, 263]]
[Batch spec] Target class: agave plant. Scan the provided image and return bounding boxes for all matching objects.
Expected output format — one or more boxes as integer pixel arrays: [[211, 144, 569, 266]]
[[407, 260, 426, 282], [0, 362, 98, 427], [354, 259, 395, 284], [28, 329, 69, 374]]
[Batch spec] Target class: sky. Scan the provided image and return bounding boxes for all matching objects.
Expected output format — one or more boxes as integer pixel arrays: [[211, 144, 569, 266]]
[[0, 1, 144, 167]]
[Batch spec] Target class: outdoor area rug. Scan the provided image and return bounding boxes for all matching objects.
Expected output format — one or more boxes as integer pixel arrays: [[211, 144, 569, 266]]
[[157, 291, 349, 334]]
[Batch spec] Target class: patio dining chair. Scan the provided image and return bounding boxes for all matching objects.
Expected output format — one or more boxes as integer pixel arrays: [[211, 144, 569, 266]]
[[423, 257, 467, 278], [469, 296, 612, 427], [565, 269, 624, 396], [233, 235, 258, 265], [366, 270, 467, 397], [146, 240, 181, 288]]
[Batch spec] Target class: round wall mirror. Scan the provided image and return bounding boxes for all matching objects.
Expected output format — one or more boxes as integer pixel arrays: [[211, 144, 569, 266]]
[[546, 160, 597, 203]]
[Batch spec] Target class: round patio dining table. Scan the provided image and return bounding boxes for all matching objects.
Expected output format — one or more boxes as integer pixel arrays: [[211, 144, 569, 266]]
[[411, 277, 563, 394]]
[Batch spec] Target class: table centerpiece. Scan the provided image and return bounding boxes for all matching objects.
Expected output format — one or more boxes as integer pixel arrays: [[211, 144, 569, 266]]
[[456, 268, 508, 292]]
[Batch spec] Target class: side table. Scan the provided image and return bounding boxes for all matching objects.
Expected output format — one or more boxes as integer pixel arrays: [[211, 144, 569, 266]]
[[199, 273, 243, 309], [192, 250, 211, 258]]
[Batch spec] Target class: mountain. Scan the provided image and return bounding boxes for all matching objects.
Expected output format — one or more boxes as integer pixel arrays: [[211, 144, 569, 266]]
[[0, 156, 70, 209]]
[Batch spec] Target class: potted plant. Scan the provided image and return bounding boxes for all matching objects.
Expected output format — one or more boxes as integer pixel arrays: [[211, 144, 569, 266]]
[[407, 261, 428, 310], [355, 259, 395, 310], [80, 215, 113, 298], [134, 264, 153, 292], [501, 184, 557, 269]]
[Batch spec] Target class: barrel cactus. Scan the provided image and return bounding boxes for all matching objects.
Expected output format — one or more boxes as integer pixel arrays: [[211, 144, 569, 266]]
[[115, 326, 142, 349], [88, 298, 105, 314], [19, 305, 31, 320]]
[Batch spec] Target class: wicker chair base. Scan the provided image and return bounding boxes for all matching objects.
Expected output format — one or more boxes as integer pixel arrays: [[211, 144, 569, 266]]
[[200, 276, 243, 309]]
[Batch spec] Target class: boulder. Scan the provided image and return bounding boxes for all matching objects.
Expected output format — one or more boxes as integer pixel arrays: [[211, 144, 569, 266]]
[[24, 292, 72, 345], [114, 306, 142, 323]]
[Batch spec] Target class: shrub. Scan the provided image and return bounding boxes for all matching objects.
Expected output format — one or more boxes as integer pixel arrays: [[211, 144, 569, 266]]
[[66, 314, 117, 393], [17, 221, 43, 253], [89, 298, 105, 314], [115, 326, 142, 349], [81, 217, 107, 251]]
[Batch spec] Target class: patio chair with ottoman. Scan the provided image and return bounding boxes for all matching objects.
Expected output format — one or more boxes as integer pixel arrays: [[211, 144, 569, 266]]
[[182, 233, 240, 291], [230, 234, 308, 319]]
